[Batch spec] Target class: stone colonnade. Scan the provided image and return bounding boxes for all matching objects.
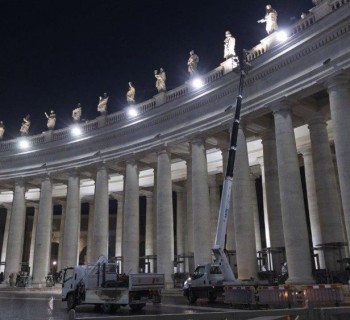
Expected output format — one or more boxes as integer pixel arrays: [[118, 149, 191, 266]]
[[0, 75, 350, 288]]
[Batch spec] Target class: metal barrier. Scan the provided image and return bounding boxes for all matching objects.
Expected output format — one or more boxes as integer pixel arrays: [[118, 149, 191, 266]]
[[223, 285, 255, 305], [258, 285, 298, 308], [303, 284, 344, 306]]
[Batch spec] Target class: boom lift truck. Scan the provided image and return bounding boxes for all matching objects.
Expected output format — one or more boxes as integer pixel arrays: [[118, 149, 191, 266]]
[[183, 57, 346, 308]]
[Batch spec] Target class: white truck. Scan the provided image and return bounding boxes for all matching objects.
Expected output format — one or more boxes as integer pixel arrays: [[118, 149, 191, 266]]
[[62, 256, 164, 312]]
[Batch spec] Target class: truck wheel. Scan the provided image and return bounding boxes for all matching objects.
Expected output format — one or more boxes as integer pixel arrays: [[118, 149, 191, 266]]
[[188, 289, 197, 304], [67, 293, 76, 310], [208, 292, 217, 303], [100, 303, 116, 313], [129, 303, 145, 311]]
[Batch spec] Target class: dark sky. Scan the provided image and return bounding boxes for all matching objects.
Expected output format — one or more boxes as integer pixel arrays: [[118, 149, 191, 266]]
[[0, 0, 313, 138]]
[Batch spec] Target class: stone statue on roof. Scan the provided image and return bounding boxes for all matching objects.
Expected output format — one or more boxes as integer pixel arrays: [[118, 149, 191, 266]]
[[154, 68, 166, 92], [0, 121, 5, 140], [188, 50, 199, 76], [224, 30, 236, 60], [97, 92, 109, 114], [72, 103, 82, 122], [257, 4, 278, 35], [126, 82, 135, 104], [45, 110, 56, 130], [20, 114, 31, 135]]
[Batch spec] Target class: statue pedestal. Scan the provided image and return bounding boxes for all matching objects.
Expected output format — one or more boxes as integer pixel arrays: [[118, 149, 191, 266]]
[[154, 92, 166, 106], [97, 115, 107, 128], [43, 130, 53, 142], [220, 57, 239, 75]]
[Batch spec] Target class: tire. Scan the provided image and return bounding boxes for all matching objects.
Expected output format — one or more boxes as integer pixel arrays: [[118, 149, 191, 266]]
[[129, 303, 145, 311], [188, 289, 197, 304], [100, 303, 117, 313], [67, 293, 76, 310], [208, 292, 217, 303]]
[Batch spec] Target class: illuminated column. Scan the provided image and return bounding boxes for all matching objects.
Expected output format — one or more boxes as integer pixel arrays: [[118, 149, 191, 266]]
[[91, 162, 109, 262], [301, 148, 325, 269], [272, 100, 314, 284], [261, 128, 284, 271], [232, 128, 258, 279], [123, 158, 139, 273], [61, 169, 81, 268], [32, 175, 53, 287], [4, 179, 26, 284], [156, 148, 174, 288], [185, 160, 194, 272], [326, 75, 350, 253], [0, 205, 12, 274], [144, 192, 154, 273], [115, 194, 123, 265], [175, 186, 186, 272], [191, 137, 212, 266], [29, 204, 39, 275], [86, 200, 94, 264]]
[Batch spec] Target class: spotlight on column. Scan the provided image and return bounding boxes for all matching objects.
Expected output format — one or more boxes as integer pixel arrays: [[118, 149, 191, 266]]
[[71, 124, 82, 137], [18, 137, 30, 150], [127, 106, 138, 118], [276, 30, 288, 42], [192, 77, 204, 89]]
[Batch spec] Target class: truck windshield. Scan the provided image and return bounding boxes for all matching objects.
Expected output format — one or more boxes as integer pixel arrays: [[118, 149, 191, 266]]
[[193, 266, 205, 279], [63, 268, 74, 283]]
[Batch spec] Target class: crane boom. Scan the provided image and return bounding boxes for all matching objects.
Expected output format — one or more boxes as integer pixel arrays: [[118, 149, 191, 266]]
[[212, 65, 247, 282]]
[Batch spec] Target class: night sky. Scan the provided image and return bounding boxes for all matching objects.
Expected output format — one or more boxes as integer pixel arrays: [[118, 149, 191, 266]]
[[0, 0, 313, 138]]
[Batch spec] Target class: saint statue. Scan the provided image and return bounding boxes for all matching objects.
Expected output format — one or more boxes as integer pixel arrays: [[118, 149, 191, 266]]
[[224, 31, 236, 60], [20, 114, 31, 136], [45, 110, 56, 130], [72, 103, 82, 122], [257, 4, 278, 35], [97, 92, 109, 114], [188, 50, 199, 76], [126, 82, 135, 104], [0, 121, 5, 140], [154, 68, 166, 92]]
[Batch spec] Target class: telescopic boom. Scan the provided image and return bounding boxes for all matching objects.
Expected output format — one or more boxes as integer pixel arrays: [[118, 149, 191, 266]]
[[212, 62, 248, 282]]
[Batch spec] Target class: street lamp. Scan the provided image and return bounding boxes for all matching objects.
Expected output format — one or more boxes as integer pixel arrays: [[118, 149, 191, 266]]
[[18, 137, 30, 150], [127, 106, 138, 118], [276, 30, 288, 42], [71, 124, 82, 137], [192, 77, 204, 89]]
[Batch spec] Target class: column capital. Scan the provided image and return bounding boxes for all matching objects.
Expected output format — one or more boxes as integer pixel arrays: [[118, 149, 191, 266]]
[[324, 72, 350, 91], [66, 167, 80, 178], [268, 98, 294, 114], [307, 113, 327, 129], [298, 145, 312, 157], [14, 177, 25, 188]]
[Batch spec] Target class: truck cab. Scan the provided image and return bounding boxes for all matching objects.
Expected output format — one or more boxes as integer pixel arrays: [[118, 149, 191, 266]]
[[183, 263, 224, 303]]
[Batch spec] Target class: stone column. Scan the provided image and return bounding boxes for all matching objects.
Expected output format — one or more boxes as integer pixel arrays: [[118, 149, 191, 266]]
[[145, 192, 154, 273], [272, 100, 314, 284], [326, 75, 350, 253], [232, 128, 258, 279], [261, 128, 284, 271], [29, 204, 39, 275], [56, 202, 65, 271], [301, 148, 325, 269], [5, 179, 26, 283], [91, 162, 109, 262], [115, 194, 123, 263], [175, 186, 186, 272], [308, 114, 345, 269], [86, 200, 95, 264], [123, 158, 139, 274], [0, 205, 12, 274], [32, 175, 53, 287], [152, 170, 158, 272], [156, 148, 174, 288], [61, 170, 81, 268], [185, 160, 194, 272], [191, 137, 212, 266]]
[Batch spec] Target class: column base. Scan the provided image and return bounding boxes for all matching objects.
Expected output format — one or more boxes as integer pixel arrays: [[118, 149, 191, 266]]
[[285, 276, 315, 285], [31, 282, 45, 288]]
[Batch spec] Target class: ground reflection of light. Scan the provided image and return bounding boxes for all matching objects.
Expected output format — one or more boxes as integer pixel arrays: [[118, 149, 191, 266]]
[[47, 297, 54, 315]]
